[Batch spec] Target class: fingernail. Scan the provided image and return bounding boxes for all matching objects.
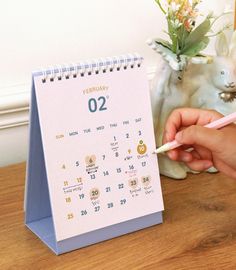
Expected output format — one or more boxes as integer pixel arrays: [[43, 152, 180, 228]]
[[204, 161, 213, 169], [175, 131, 183, 143]]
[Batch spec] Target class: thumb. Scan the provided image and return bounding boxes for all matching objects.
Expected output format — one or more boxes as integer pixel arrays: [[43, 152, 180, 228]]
[[175, 125, 224, 152]]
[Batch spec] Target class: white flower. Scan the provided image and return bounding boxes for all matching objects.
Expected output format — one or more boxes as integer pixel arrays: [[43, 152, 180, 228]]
[[171, 19, 182, 29], [182, 10, 189, 17], [169, 2, 181, 13]]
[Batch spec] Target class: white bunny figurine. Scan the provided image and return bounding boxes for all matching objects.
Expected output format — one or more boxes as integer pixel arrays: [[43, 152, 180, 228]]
[[148, 39, 207, 179], [189, 31, 236, 115]]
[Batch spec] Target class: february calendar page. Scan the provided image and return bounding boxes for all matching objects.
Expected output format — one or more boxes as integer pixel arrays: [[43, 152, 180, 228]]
[[34, 60, 164, 241]]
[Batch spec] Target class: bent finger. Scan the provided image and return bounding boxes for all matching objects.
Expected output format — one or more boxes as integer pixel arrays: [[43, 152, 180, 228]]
[[185, 159, 213, 172], [164, 108, 222, 143]]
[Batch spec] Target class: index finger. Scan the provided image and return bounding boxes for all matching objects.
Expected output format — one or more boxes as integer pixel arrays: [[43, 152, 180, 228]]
[[163, 108, 223, 142]]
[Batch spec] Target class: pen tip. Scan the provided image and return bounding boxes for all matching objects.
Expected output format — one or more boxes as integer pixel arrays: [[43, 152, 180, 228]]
[[154, 145, 169, 154]]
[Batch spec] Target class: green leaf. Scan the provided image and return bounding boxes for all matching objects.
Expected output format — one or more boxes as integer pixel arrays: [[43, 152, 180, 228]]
[[181, 37, 210, 57], [155, 38, 172, 50], [167, 20, 175, 51], [181, 18, 211, 55], [177, 26, 190, 51]]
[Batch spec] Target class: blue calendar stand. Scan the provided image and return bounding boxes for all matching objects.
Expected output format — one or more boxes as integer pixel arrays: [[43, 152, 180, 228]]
[[25, 55, 163, 255]]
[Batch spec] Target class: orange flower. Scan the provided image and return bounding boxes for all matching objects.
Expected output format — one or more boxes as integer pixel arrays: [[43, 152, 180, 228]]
[[184, 19, 192, 31]]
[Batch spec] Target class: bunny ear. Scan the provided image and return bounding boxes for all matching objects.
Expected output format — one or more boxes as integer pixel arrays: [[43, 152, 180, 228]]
[[229, 30, 236, 59], [215, 32, 229, 56]]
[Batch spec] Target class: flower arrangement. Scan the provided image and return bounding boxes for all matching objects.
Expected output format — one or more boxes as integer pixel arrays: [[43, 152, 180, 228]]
[[155, 0, 231, 57]]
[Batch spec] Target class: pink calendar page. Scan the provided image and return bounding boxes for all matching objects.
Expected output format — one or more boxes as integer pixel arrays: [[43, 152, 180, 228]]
[[34, 63, 164, 241]]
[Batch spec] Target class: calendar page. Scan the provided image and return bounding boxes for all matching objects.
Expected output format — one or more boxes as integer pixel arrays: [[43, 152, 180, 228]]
[[34, 62, 164, 241]]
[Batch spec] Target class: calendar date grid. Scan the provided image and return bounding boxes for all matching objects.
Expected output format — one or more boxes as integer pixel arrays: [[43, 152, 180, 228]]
[[53, 116, 156, 223]]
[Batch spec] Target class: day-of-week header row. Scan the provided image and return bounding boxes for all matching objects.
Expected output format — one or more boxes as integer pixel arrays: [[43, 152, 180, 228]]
[[56, 118, 142, 139]]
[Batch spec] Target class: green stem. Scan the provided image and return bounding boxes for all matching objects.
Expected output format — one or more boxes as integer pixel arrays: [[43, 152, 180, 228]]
[[155, 0, 166, 15], [172, 36, 178, 54]]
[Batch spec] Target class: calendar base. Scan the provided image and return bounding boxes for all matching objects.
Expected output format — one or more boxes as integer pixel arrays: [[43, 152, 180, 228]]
[[26, 211, 163, 255]]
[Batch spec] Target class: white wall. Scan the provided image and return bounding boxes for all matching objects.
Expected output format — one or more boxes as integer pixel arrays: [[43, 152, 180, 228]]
[[0, 0, 234, 167]]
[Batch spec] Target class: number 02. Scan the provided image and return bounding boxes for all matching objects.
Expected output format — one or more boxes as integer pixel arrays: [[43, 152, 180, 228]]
[[88, 96, 107, 113]]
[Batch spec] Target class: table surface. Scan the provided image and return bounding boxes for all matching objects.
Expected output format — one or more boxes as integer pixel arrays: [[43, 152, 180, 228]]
[[1, 163, 236, 270]]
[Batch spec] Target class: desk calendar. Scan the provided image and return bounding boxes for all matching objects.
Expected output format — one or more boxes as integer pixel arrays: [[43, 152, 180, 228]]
[[25, 54, 164, 255]]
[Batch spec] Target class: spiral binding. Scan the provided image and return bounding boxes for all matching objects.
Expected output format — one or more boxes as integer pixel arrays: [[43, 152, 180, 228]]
[[39, 53, 143, 83]]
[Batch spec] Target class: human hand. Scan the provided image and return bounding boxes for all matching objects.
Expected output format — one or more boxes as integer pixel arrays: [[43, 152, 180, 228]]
[[163, 108, 236, 179]]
